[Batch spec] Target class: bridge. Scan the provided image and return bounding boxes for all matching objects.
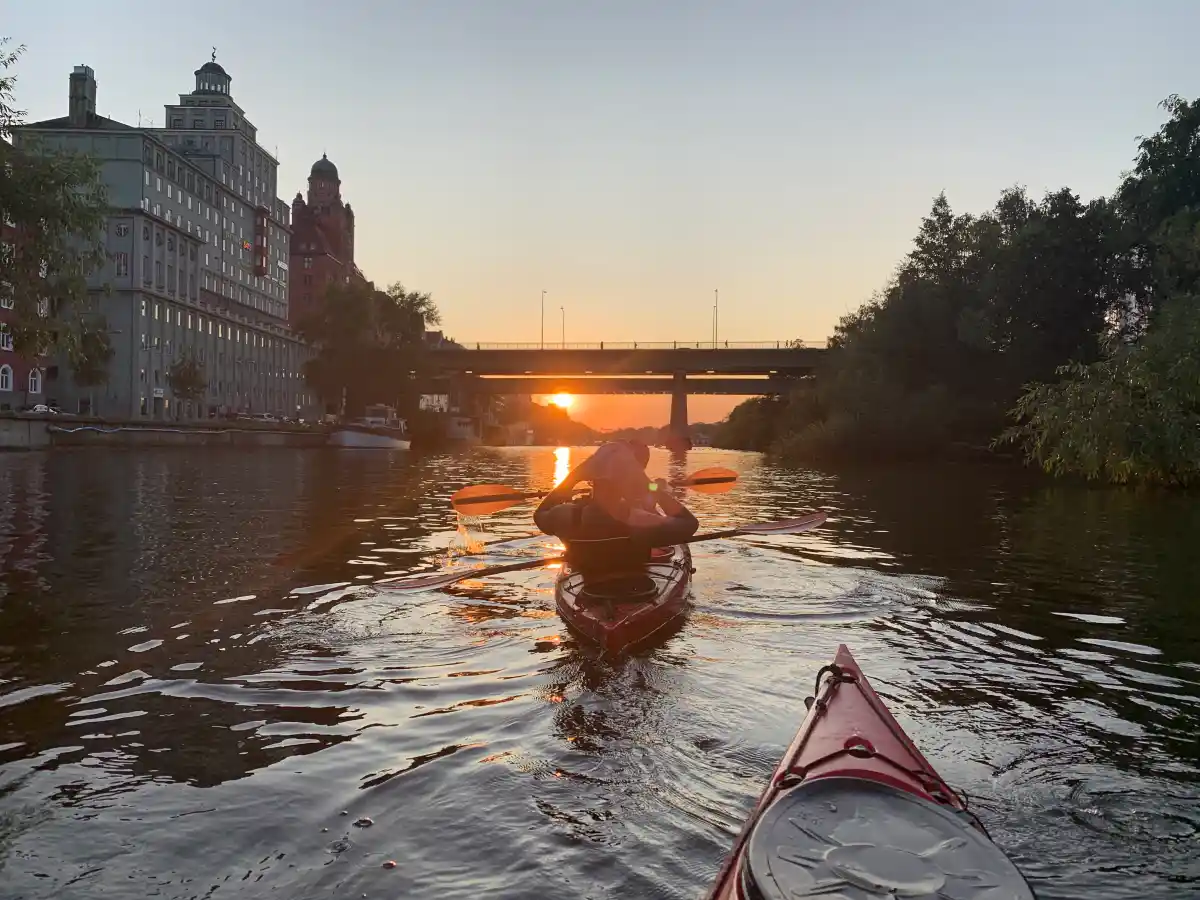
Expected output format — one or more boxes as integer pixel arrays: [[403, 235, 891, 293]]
[[426, 340, 829, 447]]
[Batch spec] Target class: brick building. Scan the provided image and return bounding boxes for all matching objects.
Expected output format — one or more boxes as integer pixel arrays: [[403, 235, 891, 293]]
[[288, 154, 365, 325], [0, 222, 48, 411]]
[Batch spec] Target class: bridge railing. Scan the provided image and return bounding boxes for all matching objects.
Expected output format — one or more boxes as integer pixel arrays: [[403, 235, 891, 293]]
[[440, 340, 822, 351]]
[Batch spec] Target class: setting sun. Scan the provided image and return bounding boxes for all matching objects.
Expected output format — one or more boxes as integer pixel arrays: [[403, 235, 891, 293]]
[[550, 393, 574, 409]]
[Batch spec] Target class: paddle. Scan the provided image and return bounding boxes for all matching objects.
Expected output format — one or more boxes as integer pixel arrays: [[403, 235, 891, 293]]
[[450, 466, 739, 515], [378, 510, 828, 593]]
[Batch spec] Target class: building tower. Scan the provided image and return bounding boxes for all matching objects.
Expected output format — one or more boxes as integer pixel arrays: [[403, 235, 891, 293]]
[[289, 153, 362, 325]]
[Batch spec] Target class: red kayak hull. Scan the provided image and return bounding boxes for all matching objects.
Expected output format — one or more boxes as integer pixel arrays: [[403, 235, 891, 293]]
[[705, 644, 1030, 899], [554, 544, 692, 656]]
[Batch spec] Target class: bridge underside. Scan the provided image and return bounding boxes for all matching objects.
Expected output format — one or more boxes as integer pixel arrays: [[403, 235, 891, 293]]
[[459, 376, 809, 395], [428, 346, 825, 377], [423, 344, 826, 451]]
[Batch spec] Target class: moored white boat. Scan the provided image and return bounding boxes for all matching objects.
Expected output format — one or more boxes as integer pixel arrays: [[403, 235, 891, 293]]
[[328, 404, 411, 449]]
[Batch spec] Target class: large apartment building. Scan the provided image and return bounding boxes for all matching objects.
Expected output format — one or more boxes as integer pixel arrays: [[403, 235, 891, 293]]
[[12, 61, 318, 420]]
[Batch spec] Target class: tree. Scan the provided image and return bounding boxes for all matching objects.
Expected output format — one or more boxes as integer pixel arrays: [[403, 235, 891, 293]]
[[1000, 296, 1200, 486], [0, 39, 111, 357], [295, 280, 441, 417], [166, 352, 207, 408], [998, 95, 1200, 485], [68, 318, 114, 414]]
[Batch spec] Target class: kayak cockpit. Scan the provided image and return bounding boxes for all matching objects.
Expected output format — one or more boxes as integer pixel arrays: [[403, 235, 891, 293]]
[[739, 777, 1034, 899]]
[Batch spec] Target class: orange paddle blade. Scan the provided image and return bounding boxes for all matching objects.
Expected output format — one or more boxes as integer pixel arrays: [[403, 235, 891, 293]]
[[680, 466, 739, 494], [450, 483, 543, 515]]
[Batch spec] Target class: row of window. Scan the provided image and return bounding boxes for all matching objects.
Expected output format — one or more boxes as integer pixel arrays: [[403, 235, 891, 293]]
[[0, 365, 42, 394], [138, 299, 299, 352]]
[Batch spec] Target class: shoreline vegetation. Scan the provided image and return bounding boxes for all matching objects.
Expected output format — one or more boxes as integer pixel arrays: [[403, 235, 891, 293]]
[[714, 95, 1200, 488]]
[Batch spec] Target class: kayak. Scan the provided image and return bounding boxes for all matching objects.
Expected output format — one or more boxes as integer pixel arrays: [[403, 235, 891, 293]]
[[555, 544, 692, 656], [705, 644, 1035, 900]]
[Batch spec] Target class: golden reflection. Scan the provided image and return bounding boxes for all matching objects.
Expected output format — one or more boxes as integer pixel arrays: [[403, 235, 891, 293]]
[[553, 447, 571, 487]]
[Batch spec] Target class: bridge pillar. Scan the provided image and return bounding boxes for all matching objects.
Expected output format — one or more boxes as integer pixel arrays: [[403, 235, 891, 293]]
[[664, 371, 692, 452]]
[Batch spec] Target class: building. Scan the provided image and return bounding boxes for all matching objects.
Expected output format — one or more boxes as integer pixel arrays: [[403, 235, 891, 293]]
[[12, 62, 319, 420], [0, 224, 46, 411], [288, 154, 365, 325]]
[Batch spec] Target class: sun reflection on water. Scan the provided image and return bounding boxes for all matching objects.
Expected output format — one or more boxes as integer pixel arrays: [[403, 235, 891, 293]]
[[553, 447, 571, 487]]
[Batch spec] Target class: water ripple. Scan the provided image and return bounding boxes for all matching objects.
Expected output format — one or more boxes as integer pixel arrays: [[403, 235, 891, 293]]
[[0, 449, 1197, 898]]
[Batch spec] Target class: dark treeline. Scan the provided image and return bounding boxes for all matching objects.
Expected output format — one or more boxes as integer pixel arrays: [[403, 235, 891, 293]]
[[715, 95, 1200, 486]]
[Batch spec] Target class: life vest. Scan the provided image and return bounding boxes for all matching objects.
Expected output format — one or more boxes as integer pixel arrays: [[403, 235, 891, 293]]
[[561, 502, 651, 575]]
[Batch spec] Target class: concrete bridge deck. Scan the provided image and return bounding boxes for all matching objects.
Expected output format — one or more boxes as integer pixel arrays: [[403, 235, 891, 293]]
[[429, 342, 827, 377]]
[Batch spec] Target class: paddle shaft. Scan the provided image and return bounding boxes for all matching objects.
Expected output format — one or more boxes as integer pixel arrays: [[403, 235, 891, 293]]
[[380, 512, 826, 592]]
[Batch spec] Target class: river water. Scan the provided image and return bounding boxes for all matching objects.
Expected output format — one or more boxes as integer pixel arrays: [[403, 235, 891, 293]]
[[0, 447, 1197, 899]]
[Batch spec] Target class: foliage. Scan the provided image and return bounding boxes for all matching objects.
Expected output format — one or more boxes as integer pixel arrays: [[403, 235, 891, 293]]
[[295, 280, 441, 417], [1000, 297, 1200, 486], [717, 92, 1200, 485], [718, 183, 1123, 465], [0, 38, 111, 356], [67, 317, 115, 388], [1000, 95, 1200, 484], [712, 397, 785, 451], [166, 352, 208, 402]]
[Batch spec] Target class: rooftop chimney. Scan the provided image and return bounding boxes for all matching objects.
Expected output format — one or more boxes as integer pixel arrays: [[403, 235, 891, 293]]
[[68, 65, 96, 127]]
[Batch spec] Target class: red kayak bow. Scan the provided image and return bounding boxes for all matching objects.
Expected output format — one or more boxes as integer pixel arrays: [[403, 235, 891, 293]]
[[705, 645, 1034, 900]]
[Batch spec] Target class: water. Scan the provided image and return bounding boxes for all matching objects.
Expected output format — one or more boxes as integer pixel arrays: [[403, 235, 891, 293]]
[[1, 448, 1198, 899]]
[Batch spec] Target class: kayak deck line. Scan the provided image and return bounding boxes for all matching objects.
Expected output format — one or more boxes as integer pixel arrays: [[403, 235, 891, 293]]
[[782, 652, 978, 824], [705, 644, 1036, 900]]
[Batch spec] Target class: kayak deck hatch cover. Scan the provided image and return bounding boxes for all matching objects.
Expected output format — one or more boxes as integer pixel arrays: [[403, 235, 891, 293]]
[[705, 644, 1035, 900]]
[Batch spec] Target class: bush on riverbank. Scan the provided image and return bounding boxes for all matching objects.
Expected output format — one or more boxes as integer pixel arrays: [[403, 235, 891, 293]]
[[716, 94, 1200, 484]]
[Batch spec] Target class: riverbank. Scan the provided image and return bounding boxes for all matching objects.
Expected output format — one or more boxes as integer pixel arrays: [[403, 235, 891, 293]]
[[0, 414, 331, 450]]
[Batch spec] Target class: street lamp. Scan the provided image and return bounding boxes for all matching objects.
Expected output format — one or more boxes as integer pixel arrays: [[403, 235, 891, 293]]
[[560, 306, 565, 348], [541, 290, 546, 349], [713, 289, 719, 348]]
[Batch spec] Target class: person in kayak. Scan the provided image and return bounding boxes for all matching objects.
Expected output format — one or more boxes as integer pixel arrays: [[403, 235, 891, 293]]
[[533, 441, 699, 575]]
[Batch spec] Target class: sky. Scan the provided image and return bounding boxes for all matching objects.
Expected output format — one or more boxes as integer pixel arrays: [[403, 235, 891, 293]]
[[7, 1, 1196, 428]]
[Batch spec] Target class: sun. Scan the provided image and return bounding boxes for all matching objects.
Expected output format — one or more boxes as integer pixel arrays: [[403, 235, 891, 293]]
[[550, 393, 574, 409]]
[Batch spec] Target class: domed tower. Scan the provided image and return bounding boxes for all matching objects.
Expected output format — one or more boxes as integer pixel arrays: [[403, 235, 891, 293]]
[[193, 59, 232, 96], [308, 154, 341, 207]]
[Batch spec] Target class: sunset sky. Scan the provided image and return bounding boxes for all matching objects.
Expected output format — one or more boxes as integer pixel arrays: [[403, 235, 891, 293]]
[[9, 1, 1196, 428]]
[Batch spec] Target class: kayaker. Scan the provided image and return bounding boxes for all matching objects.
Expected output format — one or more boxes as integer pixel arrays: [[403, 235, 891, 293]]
[[534, 442, 699, 574]]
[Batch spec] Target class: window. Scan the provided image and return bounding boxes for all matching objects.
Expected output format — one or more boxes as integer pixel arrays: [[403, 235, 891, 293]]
[[155, 261, 163, 287], [215, 118, 225, 128], [171, 117, 183, 129], [114, 252, 130, 276], [303, 257, 312, 269], [0, 324, 11, 351], [156, 231, 163, 247], [193, 119, 203, 129], [27, 369, 41, 394], [140, 396, 147, 416], [143, 256, 151, 283], [167, 236, 175, 252], [0, 365, 10, 391], [140, 333, 147, 349]]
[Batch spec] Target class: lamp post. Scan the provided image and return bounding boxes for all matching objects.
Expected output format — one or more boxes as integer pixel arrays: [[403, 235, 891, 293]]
[[560, 306, 565, 348], [713, 288, 719, 348], [541, 290, 546, 349]]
